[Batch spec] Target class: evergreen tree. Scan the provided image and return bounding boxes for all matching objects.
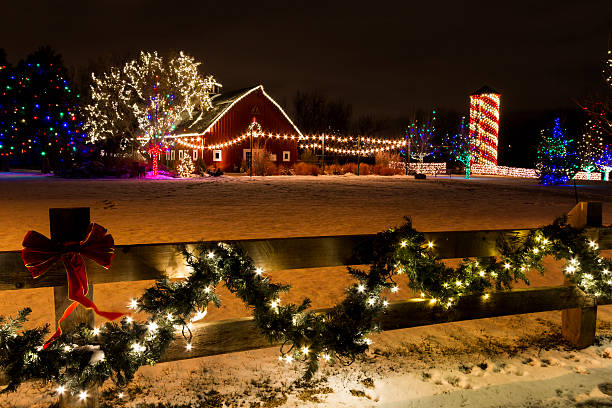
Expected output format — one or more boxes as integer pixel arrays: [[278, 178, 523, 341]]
[[0, 49, 16, 170], [536, 117, 579, 185], [11, 46, 84, 171]]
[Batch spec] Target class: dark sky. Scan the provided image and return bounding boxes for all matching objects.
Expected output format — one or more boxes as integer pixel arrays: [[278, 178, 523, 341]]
[[1, 0, 610, 118]]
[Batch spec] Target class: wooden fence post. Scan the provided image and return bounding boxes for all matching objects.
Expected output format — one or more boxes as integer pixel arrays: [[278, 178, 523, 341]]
[[49, 208, 98, 408], [563, 201, 601, 348]]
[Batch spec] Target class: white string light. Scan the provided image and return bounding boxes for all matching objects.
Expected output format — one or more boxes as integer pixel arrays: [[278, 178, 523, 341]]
[[192, 308, 207, 322]]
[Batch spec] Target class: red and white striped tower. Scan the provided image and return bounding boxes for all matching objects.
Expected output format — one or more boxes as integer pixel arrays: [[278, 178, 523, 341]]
[[469, 85, 501, 166]]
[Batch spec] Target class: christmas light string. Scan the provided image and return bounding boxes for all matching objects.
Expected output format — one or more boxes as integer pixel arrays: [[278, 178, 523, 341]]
[[84, 51, 219, 150], [1, 218, 610, 401], [170, 132, 406, 154], [469, 91, 500, 166], [299, 143, 406, 155]]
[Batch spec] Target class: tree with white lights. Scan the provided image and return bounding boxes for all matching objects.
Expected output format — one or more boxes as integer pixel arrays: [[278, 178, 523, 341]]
[[577, 121, 605, 179], [84, 51, 219, 155], [595, 144, 612, 181]]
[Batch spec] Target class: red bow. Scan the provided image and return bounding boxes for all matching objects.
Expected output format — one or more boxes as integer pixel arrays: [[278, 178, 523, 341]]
[[22, 223, 124, 348]]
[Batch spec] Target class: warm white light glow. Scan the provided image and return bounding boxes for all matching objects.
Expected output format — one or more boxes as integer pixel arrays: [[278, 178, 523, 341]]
[[192, 308, 208, 322], [131, 343, 145, 353], [469, 91, 500, 166]]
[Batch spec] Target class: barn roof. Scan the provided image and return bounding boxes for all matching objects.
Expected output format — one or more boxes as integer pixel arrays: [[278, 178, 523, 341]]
[[179, 85, 302, 137]]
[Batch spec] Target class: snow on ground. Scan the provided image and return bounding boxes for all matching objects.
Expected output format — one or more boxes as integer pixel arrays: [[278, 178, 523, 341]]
[[0, 173, 611, 407]]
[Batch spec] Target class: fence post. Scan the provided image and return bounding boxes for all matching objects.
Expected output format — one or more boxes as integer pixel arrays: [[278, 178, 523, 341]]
[[562, 201, 601, 348], [49, 208, 98, 408]]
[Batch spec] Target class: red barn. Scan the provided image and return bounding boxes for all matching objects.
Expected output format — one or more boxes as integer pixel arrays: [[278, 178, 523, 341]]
[[168, 85, 301, 172]]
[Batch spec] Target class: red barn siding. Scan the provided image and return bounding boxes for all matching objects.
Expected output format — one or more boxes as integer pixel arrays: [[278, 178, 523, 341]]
[[179, 86, 299, 172]]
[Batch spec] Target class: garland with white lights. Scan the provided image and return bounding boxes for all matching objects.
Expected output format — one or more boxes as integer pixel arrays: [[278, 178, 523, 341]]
[[0, 217, 610, 402]]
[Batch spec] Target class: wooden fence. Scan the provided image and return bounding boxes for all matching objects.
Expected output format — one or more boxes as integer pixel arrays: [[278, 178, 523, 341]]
[[0, 202, 610, 407]]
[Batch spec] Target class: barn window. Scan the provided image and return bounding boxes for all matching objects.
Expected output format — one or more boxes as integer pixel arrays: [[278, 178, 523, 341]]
[[283, 151, 290, 162], [269, 153, 277, 161], [171, 150, 175, 160], [178, 150, 184, 160], [193, 150, 198, 160], [213, 150, 222, 162]]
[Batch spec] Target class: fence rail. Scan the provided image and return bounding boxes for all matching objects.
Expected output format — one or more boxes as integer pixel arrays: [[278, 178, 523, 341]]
[[0, 202, 610, 407]]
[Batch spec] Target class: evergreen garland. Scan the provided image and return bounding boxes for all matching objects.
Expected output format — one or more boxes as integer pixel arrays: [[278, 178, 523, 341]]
[[0, 218, 610, 400]]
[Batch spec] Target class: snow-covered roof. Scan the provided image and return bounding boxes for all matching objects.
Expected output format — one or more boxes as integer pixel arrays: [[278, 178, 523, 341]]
[[180, 85, 302, 137]]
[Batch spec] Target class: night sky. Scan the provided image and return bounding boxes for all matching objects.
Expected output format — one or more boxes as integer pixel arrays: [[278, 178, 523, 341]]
[[1, 1, 610, 128]]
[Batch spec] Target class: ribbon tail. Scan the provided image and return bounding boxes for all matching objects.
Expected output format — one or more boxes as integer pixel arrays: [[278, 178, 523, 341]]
[[43, 301, 79, 349], [64, 254, 125, 322], [73, 294, 124, 321]]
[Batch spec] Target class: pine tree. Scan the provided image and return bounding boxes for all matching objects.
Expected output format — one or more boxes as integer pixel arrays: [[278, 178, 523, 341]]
[[176, 154, 195, 178], [536, 117, 579, 185], [0, 49, 16, 170], [11, 46, 83, 171]]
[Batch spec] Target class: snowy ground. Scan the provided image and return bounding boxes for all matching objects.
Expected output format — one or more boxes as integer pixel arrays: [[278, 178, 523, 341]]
[[0, 172, 611, 407]]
